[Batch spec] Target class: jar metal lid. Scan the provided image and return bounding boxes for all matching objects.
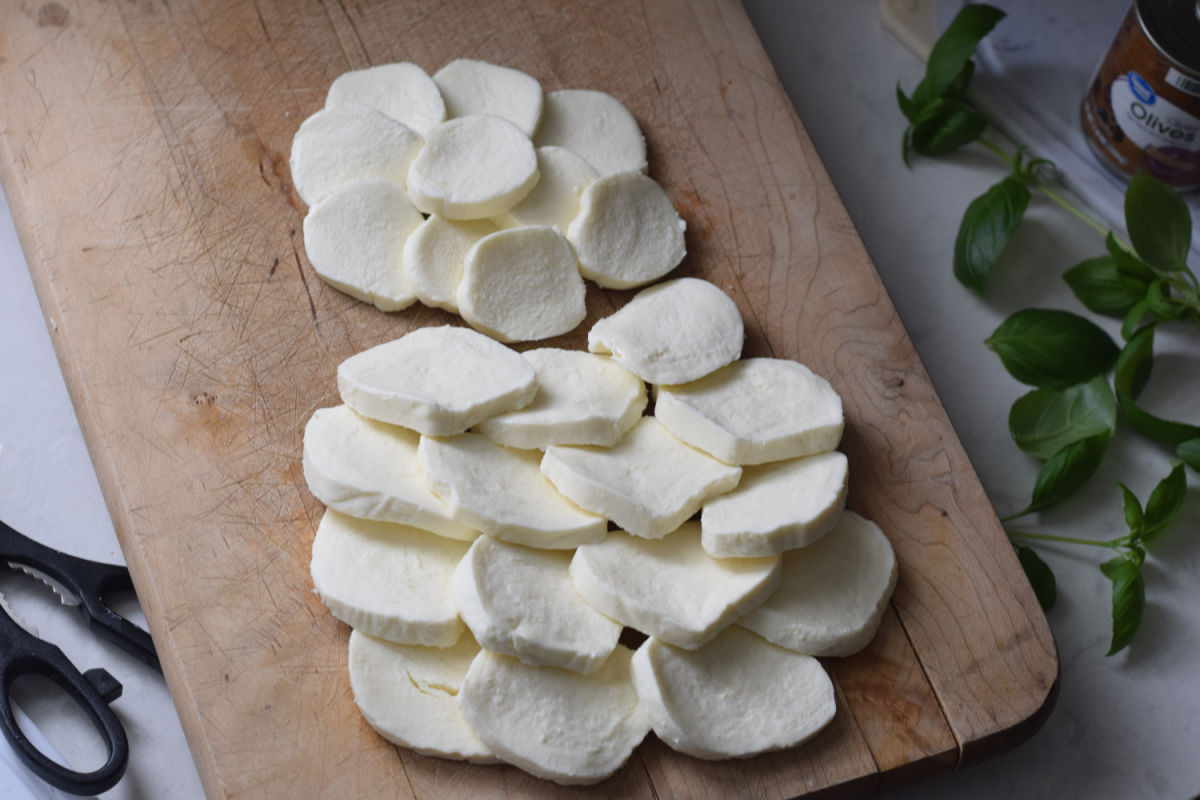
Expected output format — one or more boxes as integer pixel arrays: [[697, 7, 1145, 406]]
[[1137, 0, 1200, 77]]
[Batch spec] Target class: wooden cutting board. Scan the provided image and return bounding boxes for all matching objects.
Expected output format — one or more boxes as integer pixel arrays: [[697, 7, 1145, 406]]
[[0, 0, 1057, 797]]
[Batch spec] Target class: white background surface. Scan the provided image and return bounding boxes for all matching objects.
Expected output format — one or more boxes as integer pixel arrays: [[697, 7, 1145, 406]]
[[1, 2, 1197, 798]]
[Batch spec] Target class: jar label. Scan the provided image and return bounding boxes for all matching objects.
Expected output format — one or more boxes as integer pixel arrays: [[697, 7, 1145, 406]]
[[1166, 67, 1200, 99], [1111, 71, 1200, 180]]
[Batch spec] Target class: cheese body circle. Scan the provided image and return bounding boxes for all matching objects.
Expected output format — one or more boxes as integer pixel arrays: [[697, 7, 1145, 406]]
[[310, 510, 467, 646], [407, 115, 539, 220], [456, 226, 587, 342], [336, 326, 536, 435], [325, 62, 446, 135], [630, 627, 835, 759], [588, 278, 743, 384], [433, 58, 544, 137], [402, 215, 497, 313], [493, 146, 598, 231], [738, 511, 899, 657], [534, 89, 647, 176], [567, 171, 686, 289]]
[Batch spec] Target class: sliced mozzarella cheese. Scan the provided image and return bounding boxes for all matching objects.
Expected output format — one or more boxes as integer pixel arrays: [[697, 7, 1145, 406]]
[[433, 59, 543, 137], [630, 627, 835, 760], [476, 349, 646, 449], [302, 178, 422, 311], [569, 523, 780, 649], [419, 433, 606, 549], [301, 405, 479, 541], [456, 226, 586, 342], [348, 630, 497, 763], [588, 278, 743, 384], [534, 89, 647, 176], [452, 536, 620, 673], [325, 62, 445, 135], [567, 172, 686, 289], [738, 511, 898, 657], [541, 417, 741, 539], [402, 215, 497, 313], [458, 646, 648, 785], [407, 115, 539, 220], [493, 146, 598, 231], [310, 510, 466, 646], [655, 357, 844, 464], [289, 103, 424, 207], [337, 326, 536, 435], [701, 451, 848, 558]]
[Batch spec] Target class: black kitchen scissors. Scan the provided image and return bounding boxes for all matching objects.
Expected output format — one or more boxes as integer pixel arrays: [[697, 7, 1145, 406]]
[[0, 518, 160, 795]]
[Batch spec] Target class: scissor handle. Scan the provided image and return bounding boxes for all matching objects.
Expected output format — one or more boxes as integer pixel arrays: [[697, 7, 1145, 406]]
[[0, 612, 129, 795]]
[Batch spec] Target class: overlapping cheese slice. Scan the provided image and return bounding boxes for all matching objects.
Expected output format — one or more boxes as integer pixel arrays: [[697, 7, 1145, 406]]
[[738, 511, 898, 657], [630, 627, 835, 759], [402, 216, 497, 313], [310, 510, 466, 647], [348, 630, 496, 763], [475, 349, 646, 450], [419, 433, 606, 549], [541, 417, 741, 539], [302, 404, 479, 541], [701, 451, 848, 558], [433, 59, 544, 137], [569, 523, 781, 649], [493, 146, 598, 231], [458, 646, 649, 785], [453, 536, 620, 673], [337, 326, 536, 435], [534, 89, 647, 176], [325, 62, 446, 136], [588, 278, 743, 384], [655, 357, 844, 464]]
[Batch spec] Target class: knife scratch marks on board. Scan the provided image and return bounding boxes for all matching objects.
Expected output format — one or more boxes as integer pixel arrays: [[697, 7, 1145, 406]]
[[289, 229, 320, 327]]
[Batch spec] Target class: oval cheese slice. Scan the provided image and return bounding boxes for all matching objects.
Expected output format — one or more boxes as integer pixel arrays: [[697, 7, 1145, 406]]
[[458, 646, 648, 785], [588, 278, 743, 385], [534, 89, 647, 176], [310, 510, 466, 647], [419, 433, 606, 549], [326, 62, 446, 136], [541, 417, 740, 539], [701, 451, 848, 558], [569, 523, 781, 649], [630, 627, 835, 760], [402, 215, 497, 313], [433, 58, 543, 137], [452, 536, 620, 673], [349, 630, 497, 763], [476, 349, 646, 450], [738, 511, 899, 657], [337, 326, 537, 436], [493, 146, 598, 231], [655, 357, 844, 464]]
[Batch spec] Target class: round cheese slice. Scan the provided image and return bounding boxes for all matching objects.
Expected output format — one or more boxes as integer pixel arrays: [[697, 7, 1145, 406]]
[[587, 278, 743, 385], [701, 451, 848, 558], [452, 536, 620, 673], [738, 511, 899, 657], [433, 58, 544, 137], [302, 405, 479, 541], [534, 89, 647, 176], [336, 326, 537, 436], [630, 627, 835, 760], [475, 349, 646, 450], [567, 171, 686, 289], [325, 62, 446, 135], [418, 433, 606, 549], [310, 510, 467, 647], [407, 115, 539, 220], [456, 226, 587, 343], [655, 357, 844, 465], [458, 646, 649, 785], [349, 630, 497, 763], [541, 417, 741, 539], [302, 178, 423, 311], [493, 146, 598, 231], [289, 102, 424, 207], [402, 215, 497, 313], [569, 523, 781, 649]]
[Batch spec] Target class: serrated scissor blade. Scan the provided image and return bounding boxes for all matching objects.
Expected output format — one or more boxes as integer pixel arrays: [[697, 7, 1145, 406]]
[[6, 562, 80, 607]]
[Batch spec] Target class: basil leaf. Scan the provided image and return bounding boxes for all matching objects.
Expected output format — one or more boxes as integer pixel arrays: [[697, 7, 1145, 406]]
[[1179, 438, 1200, 471], [1145, 280, 1179, 321], [1114, 325, 1200, 445], [1008, 375, 1117, 460], [986, 309, 1119, 388], [909, 99, 989, 157], [1016, 545, 1056, 611], [897, 82, 916, 122], [1125, 174, 1192, 270], [1023, 434, 1110, 514], [1100, 553, 1145, 655], [1121, 295, 1154, 340], [944, 60, 976, 101], [1106, 232, 1157, 281], [1142, 463, 1187, 548], [911, 4, 1006, 108], [1118, 482, 1144, 533], [954, 176, 1030, 294], [1063, 255, 1149, 317]]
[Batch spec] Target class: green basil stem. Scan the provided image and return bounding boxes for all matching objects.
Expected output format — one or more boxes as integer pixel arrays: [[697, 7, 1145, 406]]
[[1007, 529, 1122, 548]]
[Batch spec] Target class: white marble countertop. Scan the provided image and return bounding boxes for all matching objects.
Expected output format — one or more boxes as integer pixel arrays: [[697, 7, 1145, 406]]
[[1, 2, 1197, 798]]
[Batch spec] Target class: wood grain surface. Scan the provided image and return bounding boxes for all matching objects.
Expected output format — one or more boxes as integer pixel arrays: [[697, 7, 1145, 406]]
[[0, 0, 1057, 797]]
